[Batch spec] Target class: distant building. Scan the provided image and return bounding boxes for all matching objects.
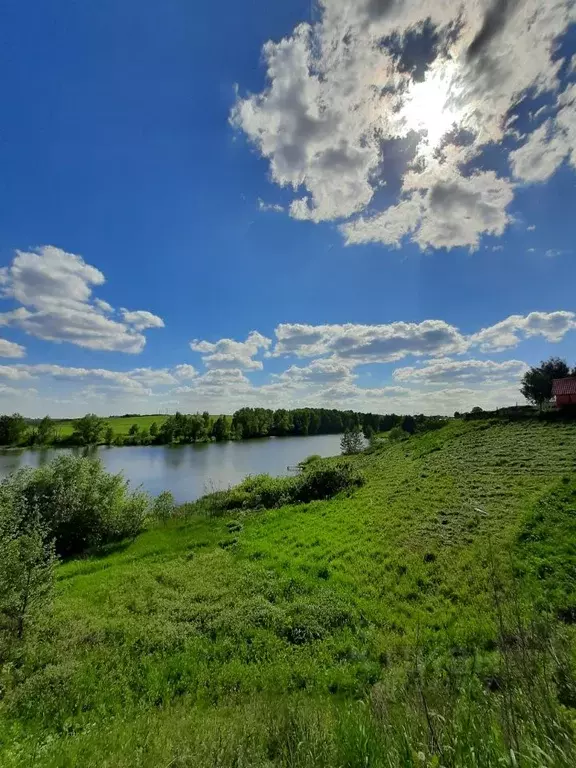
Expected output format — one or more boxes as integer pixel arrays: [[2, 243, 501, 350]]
[[552, 377, 576, 407]]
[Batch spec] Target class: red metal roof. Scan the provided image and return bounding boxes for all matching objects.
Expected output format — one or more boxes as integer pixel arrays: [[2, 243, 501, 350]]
[[552, 377, 576, 396]]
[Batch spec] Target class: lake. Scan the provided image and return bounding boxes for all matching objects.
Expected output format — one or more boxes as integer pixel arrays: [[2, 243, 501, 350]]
[[0, 434, 342, 503]]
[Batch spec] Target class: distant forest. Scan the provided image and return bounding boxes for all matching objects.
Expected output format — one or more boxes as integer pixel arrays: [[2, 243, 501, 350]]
[[0, 408, 448, 447]]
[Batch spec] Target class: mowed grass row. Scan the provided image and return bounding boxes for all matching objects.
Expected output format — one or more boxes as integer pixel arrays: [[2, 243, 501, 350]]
[[1, 419, 576, 766]]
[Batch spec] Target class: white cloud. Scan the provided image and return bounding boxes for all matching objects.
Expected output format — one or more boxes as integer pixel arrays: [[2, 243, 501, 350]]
[[258, 198, 285, 213], [0, 363, 202, 397], [0, 385, 37, 399], [0, 365, 34, 381], [510, 121, 568, 182], [471, 311, 576, 351], [190, 330, 271, 370], [172, 364, 197, 380], [121, 309, 165, 331], [273, 319, 468, 362], [0, 338, 26, 358], [393, 358, 529, 385], [94, 298, 113, 313], [510, 83, 576, 184], [232, 0, 576, 250], [343, 169, 513, 251], [275, 357, 356, 385], [0, 246, 164, 353], [527, 225, 536, 231]]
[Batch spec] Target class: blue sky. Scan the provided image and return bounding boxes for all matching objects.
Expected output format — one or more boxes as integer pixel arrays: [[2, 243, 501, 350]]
[[0, 0, 575, 417]]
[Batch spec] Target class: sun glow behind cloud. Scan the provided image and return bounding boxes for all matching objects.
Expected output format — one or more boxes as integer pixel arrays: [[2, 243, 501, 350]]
[[399, 61, 464, 151]]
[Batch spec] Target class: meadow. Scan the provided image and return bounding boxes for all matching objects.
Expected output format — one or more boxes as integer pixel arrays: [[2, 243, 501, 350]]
[[1, 419, 576, 766], [53, 414, 169, 438]]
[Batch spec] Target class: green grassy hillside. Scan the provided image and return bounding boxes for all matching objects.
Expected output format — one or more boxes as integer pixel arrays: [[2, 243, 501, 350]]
[[2, 420, 576, 766]]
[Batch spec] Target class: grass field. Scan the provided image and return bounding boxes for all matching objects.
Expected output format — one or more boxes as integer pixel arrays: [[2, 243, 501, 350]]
[[54, 414, 170, 437], [1, 419, 576, 766]]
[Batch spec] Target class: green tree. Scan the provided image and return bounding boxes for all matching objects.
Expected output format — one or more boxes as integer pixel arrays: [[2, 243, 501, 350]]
[[0, 514, 56, 643], [362, 424, 374, 440], [401, 415, 416, 435], [104, 426, 114, 445], [73, 414, 105, 445], [521, 357, 571, 410], [0, 414, 27, 446], [0, 455, 150, 558], [182, 414, 205, 442], [340, 426, 363, 455], [35, 416, 56, 445], [272, 409, 293, 436], [212, 415, 230, 442], [149, 421, 159, 439], [129, 423, 140, 437], [202, 411, 211, 431], [158, 416, 175, 443]]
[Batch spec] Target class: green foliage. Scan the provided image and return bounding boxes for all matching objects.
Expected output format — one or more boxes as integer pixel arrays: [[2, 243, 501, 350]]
[[0, 456, 150, 557], [401, 414, 416, 434], [297, 463, 365, 502], [128, 423, 140, 437], [33, 416, 56, 446], [104, 426, 114, 445], [195, 462, 365, 516], [153, 491, 176, 525], [297, 454, 322, 470], [0, 514, 56, 646], [362, 424, 374, 440], [387, 426, 407, 442], [212, 415, 230, 442], [149, 421, 158, 438], [2, 421, 576, 765], [521, 356, 571, 409], [72, 413, 105, 445], [0, 413, 27, 446], [340, 427, 363, 455]]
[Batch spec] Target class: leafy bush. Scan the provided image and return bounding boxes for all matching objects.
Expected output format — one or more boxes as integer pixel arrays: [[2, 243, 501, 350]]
[[195, 463, 365, 516], [153, 491, 176, 524], [297, 454, 322, 469], [0, 456, 151, 557], [297, 463, 365, 502], [0, 514, 56, 647], [340, 428, 364, 455], [388, 426, 408, 442]]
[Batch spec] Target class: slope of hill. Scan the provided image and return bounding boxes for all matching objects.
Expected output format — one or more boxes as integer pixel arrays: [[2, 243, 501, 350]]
[[1, 419, 576, 767]]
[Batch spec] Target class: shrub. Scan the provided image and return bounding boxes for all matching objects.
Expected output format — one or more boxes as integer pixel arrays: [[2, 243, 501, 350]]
[[388, 426, 408, 442], [340, 428, 364, 455], [153, 491, 176, 525], [0, 455, 151, 557], [194, 463, 365, 516], [0, 512, 56, 646], [241, 474, 296, 509], [297, 463, 365, 502], [297, 454, 322, 470]]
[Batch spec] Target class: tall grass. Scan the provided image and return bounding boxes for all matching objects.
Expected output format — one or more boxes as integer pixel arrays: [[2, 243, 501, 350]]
[[1, 421, 576, 766]]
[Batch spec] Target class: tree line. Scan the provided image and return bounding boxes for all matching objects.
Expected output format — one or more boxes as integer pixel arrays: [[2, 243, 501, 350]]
[[0, 408, 449, 447]]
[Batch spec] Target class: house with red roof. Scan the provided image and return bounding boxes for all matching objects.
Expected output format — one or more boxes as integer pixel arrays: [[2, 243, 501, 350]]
[[552, 377, 576, 407]]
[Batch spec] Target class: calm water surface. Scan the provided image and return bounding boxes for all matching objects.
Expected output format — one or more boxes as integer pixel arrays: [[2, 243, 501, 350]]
[[0, 434, 342, 503]]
